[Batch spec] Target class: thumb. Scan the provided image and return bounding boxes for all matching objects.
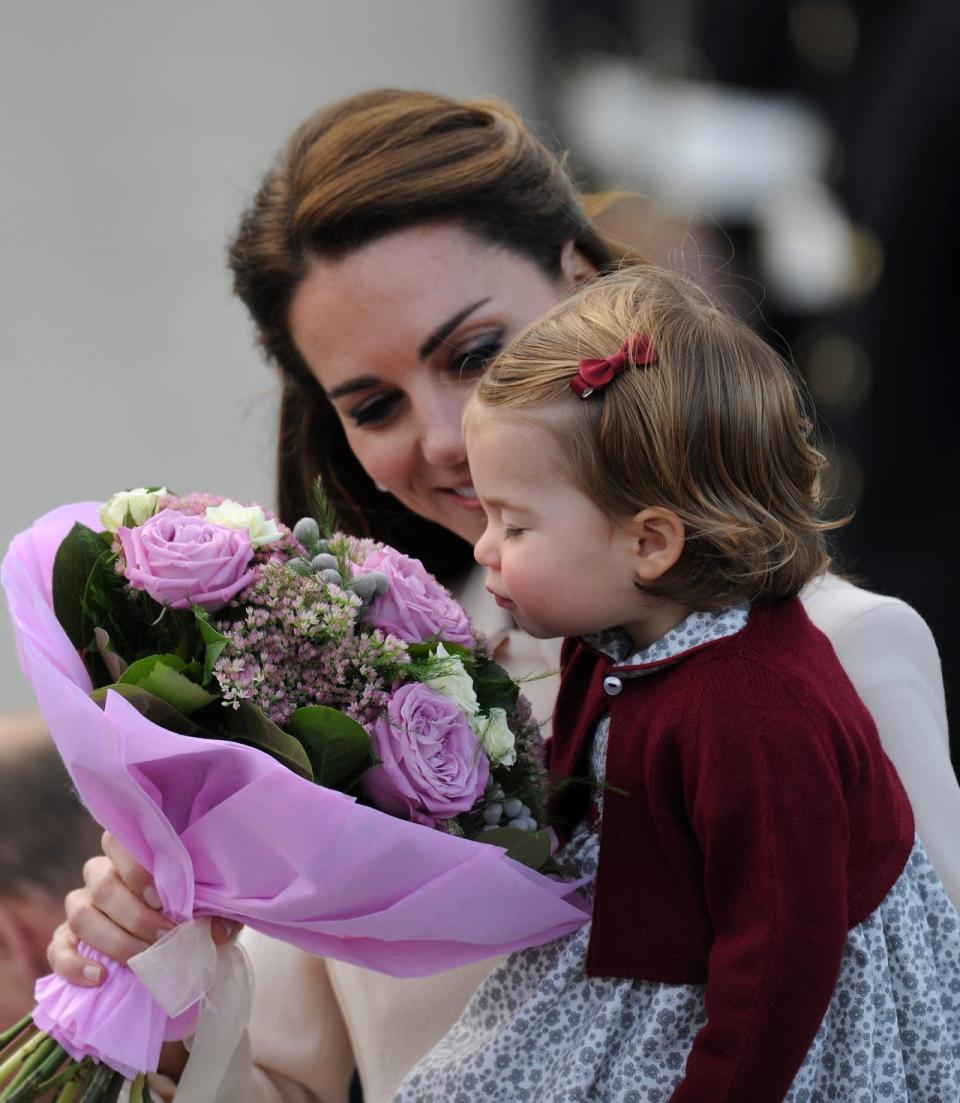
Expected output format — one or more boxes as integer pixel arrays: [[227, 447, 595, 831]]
[[210, 917, 243, 945]]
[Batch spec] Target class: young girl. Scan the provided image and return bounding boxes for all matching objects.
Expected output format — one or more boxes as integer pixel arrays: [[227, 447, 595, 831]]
[[396, 267, 960, 1101]]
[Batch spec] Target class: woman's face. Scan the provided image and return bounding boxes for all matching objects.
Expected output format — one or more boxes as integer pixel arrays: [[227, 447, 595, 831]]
[[288, 223, 588, 545]]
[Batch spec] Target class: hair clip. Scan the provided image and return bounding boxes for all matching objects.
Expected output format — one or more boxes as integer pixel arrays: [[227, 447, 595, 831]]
[[570, 332, 657, 399]]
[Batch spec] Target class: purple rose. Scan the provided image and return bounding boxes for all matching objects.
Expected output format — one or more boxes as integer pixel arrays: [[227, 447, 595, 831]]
[[357, 547, 475, 647], [118, 509, 255, 612], [363, 682, 489, 826]]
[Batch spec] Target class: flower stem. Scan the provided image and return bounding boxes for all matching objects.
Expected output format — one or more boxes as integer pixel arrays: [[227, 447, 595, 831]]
[[0, 1030, 46, 1092], [5, 1044, 70, 1102], [102, 1070, 126, 1103], [0, 1036, 57, 1100], [0, 1017, 32, 1054], [50, 1058, 92, 1102], [78, 1063, 115, 1103]]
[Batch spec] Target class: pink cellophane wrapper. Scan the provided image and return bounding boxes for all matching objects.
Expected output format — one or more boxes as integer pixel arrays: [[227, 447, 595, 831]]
[[2, 502, 588, 1078]]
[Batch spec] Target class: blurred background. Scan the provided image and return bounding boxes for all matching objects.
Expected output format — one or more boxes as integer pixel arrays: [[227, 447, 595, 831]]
[[1, 0, 956, 772]]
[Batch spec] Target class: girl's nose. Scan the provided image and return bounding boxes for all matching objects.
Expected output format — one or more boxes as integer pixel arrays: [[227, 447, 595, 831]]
[[474, 523, 499, 569]]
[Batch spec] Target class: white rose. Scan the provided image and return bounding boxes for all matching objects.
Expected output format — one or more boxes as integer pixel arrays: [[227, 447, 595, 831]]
[[100, 487, 168, 532], [205, 501, 283, 547], [425, 642, 479, 716], [474, 707, 517, 767]]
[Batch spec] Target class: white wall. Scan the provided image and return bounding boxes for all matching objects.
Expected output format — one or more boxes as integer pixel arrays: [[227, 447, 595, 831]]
[[0, 1, 535, 708]]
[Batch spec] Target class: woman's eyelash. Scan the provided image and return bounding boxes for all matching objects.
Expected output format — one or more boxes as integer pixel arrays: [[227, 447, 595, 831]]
[[348, 333, 504, 427], [450, 335, 503, 378], [350, 393, 398, 427]]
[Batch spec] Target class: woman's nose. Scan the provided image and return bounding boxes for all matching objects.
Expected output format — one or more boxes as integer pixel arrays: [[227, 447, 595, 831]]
[[417, 390, 468, 467]]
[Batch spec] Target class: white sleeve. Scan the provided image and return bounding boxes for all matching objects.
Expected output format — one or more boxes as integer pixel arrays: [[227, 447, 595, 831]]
[[143, 931, 354, 1103], [235, 931, 355, 1103], [803, 576, 960, 911]]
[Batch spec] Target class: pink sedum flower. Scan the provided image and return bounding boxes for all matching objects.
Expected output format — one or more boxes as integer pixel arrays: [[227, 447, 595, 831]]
[[363, 682, 489, 827], [118, 509, 256, 612], [357, 547, 475, 647]]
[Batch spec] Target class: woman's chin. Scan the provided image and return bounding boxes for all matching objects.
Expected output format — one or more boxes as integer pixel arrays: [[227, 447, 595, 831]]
[[432, 495, 487, 545]]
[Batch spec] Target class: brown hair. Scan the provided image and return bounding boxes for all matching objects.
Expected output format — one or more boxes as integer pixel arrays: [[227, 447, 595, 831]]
[[472, 267, 842, 610], [228, 88, 629, 580]]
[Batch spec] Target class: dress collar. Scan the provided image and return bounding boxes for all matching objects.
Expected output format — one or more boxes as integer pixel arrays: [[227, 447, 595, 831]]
[[585, 604, 750, 674]]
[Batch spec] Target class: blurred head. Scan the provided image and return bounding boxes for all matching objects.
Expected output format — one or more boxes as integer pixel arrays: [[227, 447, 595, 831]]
[[229, 89, 627, 578], [469, 266, 839, 618], [0, 712, 102, 1023]]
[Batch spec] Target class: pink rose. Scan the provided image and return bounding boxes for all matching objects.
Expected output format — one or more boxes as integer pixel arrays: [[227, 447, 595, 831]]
[[118, 509, 255, 612], [357, 547, 475, 647], [363, 682, 489, 826]]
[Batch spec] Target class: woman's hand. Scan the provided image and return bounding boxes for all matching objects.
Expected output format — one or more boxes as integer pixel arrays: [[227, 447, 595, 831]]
[[47, 830, 239, 985], [47, 831, 241, 1081]]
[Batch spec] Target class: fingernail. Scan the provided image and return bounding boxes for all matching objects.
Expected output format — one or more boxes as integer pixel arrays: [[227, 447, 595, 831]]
[[144, 885, 162, 909], [82, 964, 103, 984]]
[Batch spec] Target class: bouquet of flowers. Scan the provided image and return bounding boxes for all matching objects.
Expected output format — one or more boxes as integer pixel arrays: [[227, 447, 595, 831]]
[[0, 486, 585, 1102]]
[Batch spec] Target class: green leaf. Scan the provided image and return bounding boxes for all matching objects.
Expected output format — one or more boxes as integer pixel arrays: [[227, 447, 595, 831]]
[[312, 475, 341, 539], [288, 705, 374, 790], [473, 826, 552, 871], [471, 658, 520, 714], [90, 684, 213, 738], [52, 523, 110, 650], [221, 701, 314, 781], [193, 607, 229, 685], [119, 654, 217, 714], [407, 638, 474, 663]]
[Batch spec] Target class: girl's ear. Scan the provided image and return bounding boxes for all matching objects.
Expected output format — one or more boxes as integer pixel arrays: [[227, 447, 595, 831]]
[[626, 507, 685, 582], [559, 240, 597, 289]]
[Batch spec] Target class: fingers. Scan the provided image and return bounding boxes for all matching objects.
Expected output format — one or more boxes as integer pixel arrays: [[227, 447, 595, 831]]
[[67, 850, 175, 959], [65, 884, 157, 964], [46, 919, 105, 986], [101, 831, 162, 908]]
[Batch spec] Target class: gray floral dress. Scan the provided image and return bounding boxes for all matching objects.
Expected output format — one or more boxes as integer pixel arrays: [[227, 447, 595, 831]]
[[396, 608, 960, 1102]]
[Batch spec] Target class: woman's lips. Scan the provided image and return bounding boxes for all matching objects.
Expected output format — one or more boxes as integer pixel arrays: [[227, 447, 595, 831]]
[[441, 485, 484, 510]]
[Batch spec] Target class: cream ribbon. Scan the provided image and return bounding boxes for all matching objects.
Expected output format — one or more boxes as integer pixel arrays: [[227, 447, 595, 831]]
[[128, 918, 253, 1103]]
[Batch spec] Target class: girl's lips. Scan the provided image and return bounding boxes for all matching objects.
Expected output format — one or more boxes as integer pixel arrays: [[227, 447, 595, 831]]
[[490, 592, 514, 609]]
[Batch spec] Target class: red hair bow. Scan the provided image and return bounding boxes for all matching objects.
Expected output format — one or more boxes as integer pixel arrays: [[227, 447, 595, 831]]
[[570, 332, 657, 399]]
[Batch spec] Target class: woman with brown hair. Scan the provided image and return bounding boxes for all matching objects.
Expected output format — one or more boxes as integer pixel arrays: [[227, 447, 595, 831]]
[[48, 89, 959, 1102]]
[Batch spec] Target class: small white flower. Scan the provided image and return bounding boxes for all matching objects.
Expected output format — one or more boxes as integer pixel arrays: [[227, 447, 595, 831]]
[[425, 642, 479, 716], [474, 707, 517, 767], [205, 501, 283, 547], [100, 487, 168, 532]]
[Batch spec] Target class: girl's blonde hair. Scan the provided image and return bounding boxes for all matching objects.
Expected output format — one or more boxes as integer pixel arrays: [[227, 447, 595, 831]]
[[473, 267, 842, 611]]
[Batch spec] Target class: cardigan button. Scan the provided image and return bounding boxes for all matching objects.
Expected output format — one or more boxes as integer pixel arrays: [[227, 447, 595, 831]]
[[602, 675, 623, 696]]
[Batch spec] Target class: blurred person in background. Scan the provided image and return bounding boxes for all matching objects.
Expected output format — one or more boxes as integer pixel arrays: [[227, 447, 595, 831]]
[[43, 89, 960, 1102], [0, 710, 101, 1025], [538, 0, 960, 768]]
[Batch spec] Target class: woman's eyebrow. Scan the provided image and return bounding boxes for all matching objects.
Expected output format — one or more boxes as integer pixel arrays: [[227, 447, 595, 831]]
[[325, 298, 494, 401], [326, 375, 381, 401], [418, 298, 491, 360]]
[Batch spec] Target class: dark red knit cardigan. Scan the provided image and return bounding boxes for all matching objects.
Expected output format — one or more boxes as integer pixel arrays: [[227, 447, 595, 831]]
[[547, 598, 914, 1102]]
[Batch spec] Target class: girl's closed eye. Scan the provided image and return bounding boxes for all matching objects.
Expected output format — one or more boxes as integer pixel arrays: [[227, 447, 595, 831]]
[[503, 526, 526, 540]]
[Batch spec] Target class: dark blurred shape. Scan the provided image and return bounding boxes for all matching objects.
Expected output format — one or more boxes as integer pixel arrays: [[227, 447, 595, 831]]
[[538, 0, 960, 769], [818, 1, 960, 766], [0, 710, 102, 1024]]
